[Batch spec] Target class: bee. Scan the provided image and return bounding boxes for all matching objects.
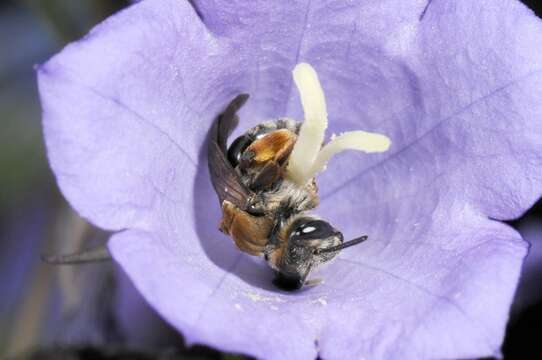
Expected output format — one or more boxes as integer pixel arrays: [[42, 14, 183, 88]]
[[208, 63, 390, 290]]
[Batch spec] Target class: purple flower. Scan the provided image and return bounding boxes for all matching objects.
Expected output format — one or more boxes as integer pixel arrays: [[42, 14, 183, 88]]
[[37, 0, 542, 358]]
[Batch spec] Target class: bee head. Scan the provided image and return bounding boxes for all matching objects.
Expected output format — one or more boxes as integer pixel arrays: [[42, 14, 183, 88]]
[[271, 216, 369, 290], [273, 217, 344, 290], [289, 217, 345, 259]]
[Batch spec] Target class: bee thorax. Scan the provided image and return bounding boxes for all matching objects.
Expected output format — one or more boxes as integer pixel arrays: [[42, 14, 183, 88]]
[[259, 179, 318, 215]]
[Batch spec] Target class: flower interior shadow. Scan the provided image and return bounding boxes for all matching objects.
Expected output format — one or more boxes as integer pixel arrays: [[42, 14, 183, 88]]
[[192, 123, 280, 292]]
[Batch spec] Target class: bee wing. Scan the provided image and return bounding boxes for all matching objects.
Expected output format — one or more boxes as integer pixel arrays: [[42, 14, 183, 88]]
[[208, 94, 254, 209]]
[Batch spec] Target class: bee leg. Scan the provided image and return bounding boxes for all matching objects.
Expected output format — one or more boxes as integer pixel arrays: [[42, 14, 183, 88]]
[[242, 131, 296, 192], [238, 147, 255, 170], [299, 261, 314, 287], [240, 129, 296, 171], [267, 203, 295, 246]]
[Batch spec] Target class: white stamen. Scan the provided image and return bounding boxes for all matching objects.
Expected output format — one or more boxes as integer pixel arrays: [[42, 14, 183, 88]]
[[286, 63, 328, 185], [285, 62, 391, 184], [306, 130, 391, 179]]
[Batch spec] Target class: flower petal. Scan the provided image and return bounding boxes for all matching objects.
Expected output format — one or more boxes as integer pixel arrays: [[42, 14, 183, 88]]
[[40, 0, 542, 359], [38, 0, 248, 230], [109, 229, 318, 359], [317, 186, 526, 359], [193, 0, 542, 221]]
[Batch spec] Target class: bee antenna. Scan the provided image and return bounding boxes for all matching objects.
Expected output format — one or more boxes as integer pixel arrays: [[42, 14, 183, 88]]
[[41, 245, 111, 265], [315, 235, 368, 255]]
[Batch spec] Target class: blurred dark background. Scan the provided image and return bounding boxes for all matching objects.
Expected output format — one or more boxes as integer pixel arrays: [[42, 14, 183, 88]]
[[0, 0, 541, 359]]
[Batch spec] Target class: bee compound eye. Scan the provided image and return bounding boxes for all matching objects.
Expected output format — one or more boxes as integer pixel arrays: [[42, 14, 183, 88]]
[[227, 134, 254, 167], [291, 220, 336, 241]]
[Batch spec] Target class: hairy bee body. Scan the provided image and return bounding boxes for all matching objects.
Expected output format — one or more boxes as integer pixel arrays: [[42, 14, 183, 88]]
[[220, 118, 323, 272], [208, 92, 372, 290], [233, 118, 318, 211]]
